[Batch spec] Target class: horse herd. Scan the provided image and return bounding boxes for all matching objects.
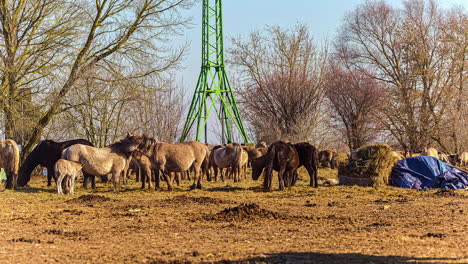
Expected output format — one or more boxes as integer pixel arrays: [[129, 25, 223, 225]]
[[1, 134, 320, 194]]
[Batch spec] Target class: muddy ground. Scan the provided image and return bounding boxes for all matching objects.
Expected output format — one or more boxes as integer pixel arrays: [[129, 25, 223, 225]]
[[0, 168, 467, 264]]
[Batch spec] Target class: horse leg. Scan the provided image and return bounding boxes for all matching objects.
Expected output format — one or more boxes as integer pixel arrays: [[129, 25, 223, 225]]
[[47, 169, 55, 187], [147, 169, 153, 189], [112, 171, 120, 192], [263, 165, 273, 192], [174, 172, 181, 186], [278, 166, 286, 191], [190, 165, 202, 190], [70, 174, 75, 195], [57, 172, 64, 195], [166, 171, 174, 191], [154, 170, 161, 191]]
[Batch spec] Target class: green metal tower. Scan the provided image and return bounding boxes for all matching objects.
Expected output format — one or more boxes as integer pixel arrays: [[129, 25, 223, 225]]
[[180, 0, 248, 144]]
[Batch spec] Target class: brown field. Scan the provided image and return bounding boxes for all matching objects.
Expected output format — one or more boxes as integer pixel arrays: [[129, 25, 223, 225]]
[[1, 168, 467, 264]]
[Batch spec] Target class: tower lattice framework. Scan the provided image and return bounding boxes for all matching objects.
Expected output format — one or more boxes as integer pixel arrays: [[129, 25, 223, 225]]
[[180, 0, 248, 144]]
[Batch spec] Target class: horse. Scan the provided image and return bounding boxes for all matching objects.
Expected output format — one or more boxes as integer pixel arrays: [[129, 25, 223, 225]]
[[252, 141, 300, 192], [293, 142, 319, 188], [130, 152, 154, 189], [134, 135, 208, 191], [61, 135, 141, 192], [318, 149, 336, 169], [209, 143, 243, 182], [55, 159, 82, 195], [242, 146, 268, 168], [0, 139, 20, 189], [18, 139, 95, 188]]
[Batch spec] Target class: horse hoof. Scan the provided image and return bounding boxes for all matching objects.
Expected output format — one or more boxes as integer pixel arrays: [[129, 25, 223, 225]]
[[197, 185, 202, 189], [189, 185, 196, 190]]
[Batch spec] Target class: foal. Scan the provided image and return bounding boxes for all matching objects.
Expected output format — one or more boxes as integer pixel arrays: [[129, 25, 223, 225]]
[[55, 159, 83, 195]]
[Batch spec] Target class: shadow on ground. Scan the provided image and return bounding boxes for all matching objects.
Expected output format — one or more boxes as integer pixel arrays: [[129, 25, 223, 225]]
[[210, 252, 465, 264]]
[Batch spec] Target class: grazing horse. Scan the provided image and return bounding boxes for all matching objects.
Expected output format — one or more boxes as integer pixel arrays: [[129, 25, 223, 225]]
[[318, 149, 336, 169], [252, 141, 300, 192], [134, 135, 208, 190], [55, 159, 83, 195], [293, 142, 319, 188], [0, 139, 20, 189], [18, 139, 94, 188], [210, 143, 243, 182], [62, 135, 140, 192]]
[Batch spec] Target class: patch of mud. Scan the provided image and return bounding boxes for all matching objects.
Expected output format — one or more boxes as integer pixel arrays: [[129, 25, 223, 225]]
[[203, 203, 287, 221], [44, 229, 88, 240], [147, 259, 192, 264], [67, 194, 113, 204], [421, 232, 447, 239], [8, 237, 52, 244], [165, 195, 229, 205], [433, 189, 458, 197]]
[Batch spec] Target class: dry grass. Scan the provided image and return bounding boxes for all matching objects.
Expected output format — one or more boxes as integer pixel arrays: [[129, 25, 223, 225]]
[[0, 168, 467, 264]]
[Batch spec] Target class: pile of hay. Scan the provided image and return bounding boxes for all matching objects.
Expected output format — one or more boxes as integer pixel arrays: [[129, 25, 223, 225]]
[[339, 144, 400, 187], [333, 152, 350, 167]]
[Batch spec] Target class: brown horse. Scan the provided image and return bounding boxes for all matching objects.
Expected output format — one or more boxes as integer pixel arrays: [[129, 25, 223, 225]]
[[209, 143, 243, 182], [242, 146, 267, 168], [1, 139, 20, 189], [134, 135, 208, 190], [129, 152, 154, 189], [252, 141, 300, 192], [62, 135, 141, 192]]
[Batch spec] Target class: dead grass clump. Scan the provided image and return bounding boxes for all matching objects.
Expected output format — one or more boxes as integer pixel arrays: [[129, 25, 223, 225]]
[[204, 203, 285, 221], [433, 189, 458, 197], [67, 194, 112, 204], [339, 144, 400, 187]]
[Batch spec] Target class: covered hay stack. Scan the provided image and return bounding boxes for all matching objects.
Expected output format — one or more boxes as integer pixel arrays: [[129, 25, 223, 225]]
[[339, 144, 400, 187]]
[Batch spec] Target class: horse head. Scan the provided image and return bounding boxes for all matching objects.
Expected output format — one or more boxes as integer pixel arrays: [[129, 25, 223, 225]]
[[251, 156, 264, 181]]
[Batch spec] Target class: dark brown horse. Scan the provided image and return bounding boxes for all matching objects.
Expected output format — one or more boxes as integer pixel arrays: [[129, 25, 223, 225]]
[[252, 141, 300, 192], [18, 139, 95, 188], [293, 142, 319, 187]]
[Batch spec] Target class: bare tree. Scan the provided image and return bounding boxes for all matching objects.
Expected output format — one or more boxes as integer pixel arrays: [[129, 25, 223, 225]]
[[325, 64, 385, 151], [0, 0, 81, 144], [336, 0, 466, 153], [14, 0, 194, 158], [229, 24, 328, 143]]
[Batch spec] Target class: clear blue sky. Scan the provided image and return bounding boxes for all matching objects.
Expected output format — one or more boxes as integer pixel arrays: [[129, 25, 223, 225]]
[[177, 0, 467, 86], [174, 0, 467, 142]]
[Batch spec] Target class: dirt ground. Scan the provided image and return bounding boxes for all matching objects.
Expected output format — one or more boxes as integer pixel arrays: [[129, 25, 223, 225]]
[[0, 168, 467, 264]]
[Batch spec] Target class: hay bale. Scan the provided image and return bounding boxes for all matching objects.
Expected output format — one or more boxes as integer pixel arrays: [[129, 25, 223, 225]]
[[333, 152, 349, 167], [339, 144, 400, 187], [243, 143, 256, 148]]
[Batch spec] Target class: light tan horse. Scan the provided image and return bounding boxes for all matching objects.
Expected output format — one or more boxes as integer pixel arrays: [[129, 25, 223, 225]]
[[135, 135, 208, 190], [210, 143, 243, 182], [55, 159, 82, 195], [0, 139, 20, 189], [62, 135, 141, 192]]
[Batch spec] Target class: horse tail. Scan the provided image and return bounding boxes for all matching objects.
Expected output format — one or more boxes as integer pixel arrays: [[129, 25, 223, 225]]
[[4, 140, 20, 189], [312, 146, 319, 177], [232, 143, 242, 170], [6, 140, 20, 175]]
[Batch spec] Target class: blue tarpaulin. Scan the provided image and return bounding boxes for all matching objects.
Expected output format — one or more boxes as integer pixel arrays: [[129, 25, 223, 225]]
[[391, 156, 468, 190]]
